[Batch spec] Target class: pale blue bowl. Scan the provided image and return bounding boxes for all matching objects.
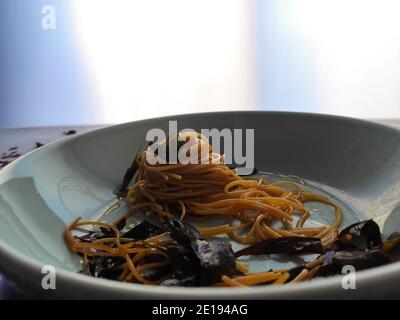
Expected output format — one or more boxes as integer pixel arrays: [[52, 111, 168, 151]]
[[1, 111, 400, 299]]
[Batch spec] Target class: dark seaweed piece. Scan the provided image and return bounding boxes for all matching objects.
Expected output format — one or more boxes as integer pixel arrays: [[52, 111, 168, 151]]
[[161, 244, 200, 287], [315, 249, 389, 277], [117, 144, 146, 197], [287, 264, 307, 281], [165, 217, 202, 245], [118, 156, 139, 196], [335, 220, 382, 250], [82, 256, 125, 280], [114, 217, 127, 231], [35, 142, 44, 148], [78, 221, 165, 280], [195, 238, 239, 285], [100, 226, 115, 237], [164, 218, 237, 285], [74, 226, 115, 243], [63, 130, 77, 135], [121, 220, 164, 241], [234, 237, 323, 258], [194, 239, 235, 271], [75, 232, 97, 243], [334, 249, 388, 269]]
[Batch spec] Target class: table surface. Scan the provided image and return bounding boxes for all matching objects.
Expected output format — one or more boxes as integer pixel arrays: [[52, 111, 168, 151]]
[[0, 120, 399, 299]]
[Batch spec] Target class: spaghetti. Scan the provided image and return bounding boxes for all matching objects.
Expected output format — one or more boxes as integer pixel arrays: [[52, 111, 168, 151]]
[[126, 131, 342, 246], [65, 131, 346, 287]]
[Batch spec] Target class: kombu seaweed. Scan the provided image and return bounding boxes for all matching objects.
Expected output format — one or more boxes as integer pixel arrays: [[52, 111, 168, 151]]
[[234, 237, 323, 258], [77, 220, 164, 280], [76, 217, 238, 286], [121, 220, 164, 241], [164, 218, 238, 286], [335, 220, 382, 250], [286, 220, 396, 278], [76, 215, 400, 285]]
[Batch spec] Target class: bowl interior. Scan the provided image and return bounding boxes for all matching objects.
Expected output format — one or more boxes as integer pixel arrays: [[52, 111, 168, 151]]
[[1, 112, 400, 277]]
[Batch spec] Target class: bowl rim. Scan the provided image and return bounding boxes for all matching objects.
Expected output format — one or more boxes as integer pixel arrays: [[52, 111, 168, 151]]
[[1, 110, 400, 298]]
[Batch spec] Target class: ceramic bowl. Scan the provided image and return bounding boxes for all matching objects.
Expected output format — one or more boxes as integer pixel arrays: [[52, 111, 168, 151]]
[[1, 111, 400, 299]]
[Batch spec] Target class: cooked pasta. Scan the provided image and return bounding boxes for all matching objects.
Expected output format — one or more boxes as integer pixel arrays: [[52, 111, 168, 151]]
[[126, 131, 342, 247], [65, 131, 352, 287]]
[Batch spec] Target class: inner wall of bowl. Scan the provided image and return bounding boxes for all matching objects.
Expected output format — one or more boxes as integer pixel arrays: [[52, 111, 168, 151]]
[[1, 112, 400, 273]]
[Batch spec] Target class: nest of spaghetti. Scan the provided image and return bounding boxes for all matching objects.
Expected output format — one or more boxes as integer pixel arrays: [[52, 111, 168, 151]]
[[65, 131, 400, 287], [127, 131, 342, 247]]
